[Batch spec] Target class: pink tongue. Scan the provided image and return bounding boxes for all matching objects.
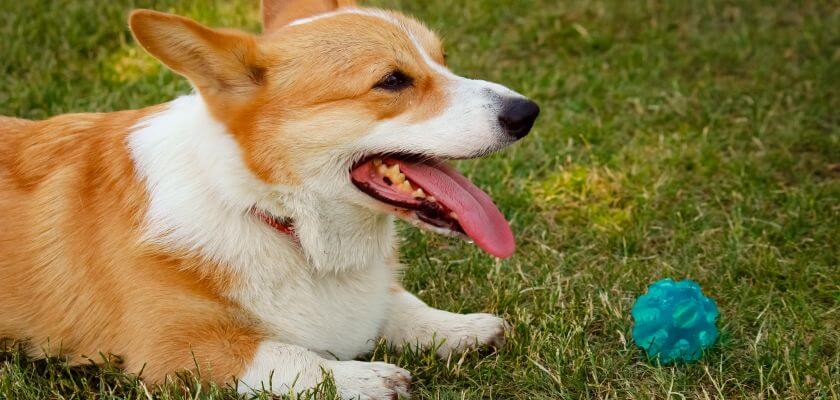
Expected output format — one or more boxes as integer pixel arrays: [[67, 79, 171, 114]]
[[393, 159, 515, 258]]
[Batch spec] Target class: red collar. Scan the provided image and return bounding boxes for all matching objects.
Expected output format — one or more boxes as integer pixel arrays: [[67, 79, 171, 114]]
[[252, 208, 296, 238]]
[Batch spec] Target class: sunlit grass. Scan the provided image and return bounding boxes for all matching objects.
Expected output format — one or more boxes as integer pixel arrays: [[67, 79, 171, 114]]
[[532, 164, 633, 232], [105, 46, 161, 84]]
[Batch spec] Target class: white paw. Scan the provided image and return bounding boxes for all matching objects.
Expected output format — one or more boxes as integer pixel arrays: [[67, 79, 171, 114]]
[[435, 313, 509, 356], [328, 360, 411, 399]]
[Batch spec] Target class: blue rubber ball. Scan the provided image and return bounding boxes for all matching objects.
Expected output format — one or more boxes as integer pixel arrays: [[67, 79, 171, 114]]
[[631, 278, 719, 364]]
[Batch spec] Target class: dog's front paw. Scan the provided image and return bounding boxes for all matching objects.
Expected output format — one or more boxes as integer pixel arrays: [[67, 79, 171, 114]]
[[435, 313, 509, 357], [327, 360, 411, 399]]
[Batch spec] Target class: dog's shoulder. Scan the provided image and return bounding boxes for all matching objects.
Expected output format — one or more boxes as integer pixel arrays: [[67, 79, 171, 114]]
[[0, 106, 165, 189]]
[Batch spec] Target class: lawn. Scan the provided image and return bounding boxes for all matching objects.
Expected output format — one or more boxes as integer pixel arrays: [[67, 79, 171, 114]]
[[1, 0, 838, 399]]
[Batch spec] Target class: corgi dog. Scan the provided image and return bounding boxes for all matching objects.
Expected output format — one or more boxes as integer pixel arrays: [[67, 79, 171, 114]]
[[0, 0, 539, 398]]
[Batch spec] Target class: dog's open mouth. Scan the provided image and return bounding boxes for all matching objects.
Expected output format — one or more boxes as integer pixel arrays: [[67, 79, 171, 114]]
[[350, 156, 515, 258]]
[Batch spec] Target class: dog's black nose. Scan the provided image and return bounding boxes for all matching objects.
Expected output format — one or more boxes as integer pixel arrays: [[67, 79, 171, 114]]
[[499, 98, 540, 139]]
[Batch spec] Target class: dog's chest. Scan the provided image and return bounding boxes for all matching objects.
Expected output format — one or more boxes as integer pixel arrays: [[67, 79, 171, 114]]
[[234, 256, 393, 360]]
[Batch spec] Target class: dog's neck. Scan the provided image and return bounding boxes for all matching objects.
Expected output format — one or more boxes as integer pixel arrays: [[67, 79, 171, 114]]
[[268, 181, 397, 271], [129, 94, 394, 275], [290, 197, 396, 272]]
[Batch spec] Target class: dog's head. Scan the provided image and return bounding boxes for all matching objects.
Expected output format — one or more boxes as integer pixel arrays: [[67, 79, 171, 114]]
[[130, 0, 538, 258]]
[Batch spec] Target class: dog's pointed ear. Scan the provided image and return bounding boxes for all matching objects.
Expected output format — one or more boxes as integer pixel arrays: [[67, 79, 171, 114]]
[[262, 0, 356, 32], [129, 10, 265, 95]]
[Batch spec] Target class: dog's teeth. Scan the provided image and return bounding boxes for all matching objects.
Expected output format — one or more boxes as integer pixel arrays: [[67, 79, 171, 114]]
[[397, 180, 413, 193], [427, 196, 436, 203], [385, 164, 406, 185], [449, 212, 459, 220], [372, 158, 383, 167], [412, 188, 426, 199], [377, 164, 388, 176]]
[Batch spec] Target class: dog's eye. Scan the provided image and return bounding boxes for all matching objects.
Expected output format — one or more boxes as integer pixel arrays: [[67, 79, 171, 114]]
[[374, 71, 412, 91]]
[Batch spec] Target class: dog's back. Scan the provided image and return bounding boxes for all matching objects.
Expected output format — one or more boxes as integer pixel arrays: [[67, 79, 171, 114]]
[[0, 116, 33, 167], [0, 110, 259, 382], [0, 111, 139, 348], [0, 116, 33, 133]]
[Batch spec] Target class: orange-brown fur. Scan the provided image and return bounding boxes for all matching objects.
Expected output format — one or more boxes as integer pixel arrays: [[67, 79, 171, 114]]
[[0, 109, 262, 383]]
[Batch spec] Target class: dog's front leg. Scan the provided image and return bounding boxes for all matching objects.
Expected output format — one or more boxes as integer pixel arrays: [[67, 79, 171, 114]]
[[382, 286, 508, 357], [238, 342, 411, 399]]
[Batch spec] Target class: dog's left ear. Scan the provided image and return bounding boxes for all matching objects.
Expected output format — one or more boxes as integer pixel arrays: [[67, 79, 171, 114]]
[[262, 0, 357, 32], [129, 10, 265, 97]]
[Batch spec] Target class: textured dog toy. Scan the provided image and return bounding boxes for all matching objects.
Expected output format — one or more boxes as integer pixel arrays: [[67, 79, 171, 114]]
[[631, 278, 719, 364]]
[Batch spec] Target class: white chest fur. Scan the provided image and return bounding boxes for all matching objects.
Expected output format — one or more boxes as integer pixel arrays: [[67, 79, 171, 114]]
[[238, 252, 393, 359], [129, 95, 395, 359]]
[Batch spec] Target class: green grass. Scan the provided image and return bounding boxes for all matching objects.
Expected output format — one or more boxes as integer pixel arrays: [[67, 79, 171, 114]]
[[1, 0, 838, 398]]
